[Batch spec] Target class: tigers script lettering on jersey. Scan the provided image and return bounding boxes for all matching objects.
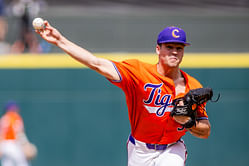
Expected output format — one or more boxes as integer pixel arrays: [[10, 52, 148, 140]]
[[109, 59, 208, 144], [143, 83, 173, 117]]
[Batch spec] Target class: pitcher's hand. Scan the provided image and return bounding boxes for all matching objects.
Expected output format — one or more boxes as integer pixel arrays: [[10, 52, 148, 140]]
[[35, 21, 62, 45]]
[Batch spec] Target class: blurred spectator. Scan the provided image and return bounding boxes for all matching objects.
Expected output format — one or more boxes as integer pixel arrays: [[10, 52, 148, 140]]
[[6, 0, 49, 53], [9, 0, 42, 53], [0, 100, 37, 166], [0, 17, 11, 54], [0, 0, 12, 54]]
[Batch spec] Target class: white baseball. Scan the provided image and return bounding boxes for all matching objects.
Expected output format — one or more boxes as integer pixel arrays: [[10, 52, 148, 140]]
[[32, 17, 44, 30]]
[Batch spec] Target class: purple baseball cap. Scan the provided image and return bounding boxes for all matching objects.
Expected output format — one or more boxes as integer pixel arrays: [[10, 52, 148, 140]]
[[157, 26, 190, 46]]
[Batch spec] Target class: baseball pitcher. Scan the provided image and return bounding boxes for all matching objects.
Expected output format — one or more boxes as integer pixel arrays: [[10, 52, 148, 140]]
[[36, 21, 216, 166]]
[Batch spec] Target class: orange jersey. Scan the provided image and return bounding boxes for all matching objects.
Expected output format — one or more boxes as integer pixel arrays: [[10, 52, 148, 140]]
[[109, 59, 208, 144], [0, 111, 24, 140]]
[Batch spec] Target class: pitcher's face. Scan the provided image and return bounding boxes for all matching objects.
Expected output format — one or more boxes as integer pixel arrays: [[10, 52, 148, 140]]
[[156, 43, 185, 68]]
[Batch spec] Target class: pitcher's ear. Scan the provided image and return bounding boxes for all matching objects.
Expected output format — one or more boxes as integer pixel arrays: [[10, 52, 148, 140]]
[[156, 44, 161, 54]]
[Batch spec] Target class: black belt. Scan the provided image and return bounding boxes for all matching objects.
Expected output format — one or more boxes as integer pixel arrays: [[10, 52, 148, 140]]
[[129, 135, 168, 150]]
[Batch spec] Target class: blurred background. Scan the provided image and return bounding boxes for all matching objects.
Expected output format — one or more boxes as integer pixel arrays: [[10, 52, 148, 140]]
[[2, 0, 249, 53], [0, 0, 248, 166]]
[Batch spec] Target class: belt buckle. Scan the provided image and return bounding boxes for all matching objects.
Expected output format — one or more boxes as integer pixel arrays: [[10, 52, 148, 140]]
[[146, 143, 167, 150], [156, 144, 167, 150], [154, 144, 158, 150]]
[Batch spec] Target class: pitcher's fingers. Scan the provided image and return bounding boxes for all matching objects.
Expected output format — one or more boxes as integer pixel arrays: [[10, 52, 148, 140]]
[[44, 20, 51, 28], [35, 29, 46, 39], [35, 29, 42, 35], [45, 26, 54, 31]]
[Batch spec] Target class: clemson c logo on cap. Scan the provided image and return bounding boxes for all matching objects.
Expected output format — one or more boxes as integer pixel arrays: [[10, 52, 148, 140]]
[[172, 29, 180, 38]]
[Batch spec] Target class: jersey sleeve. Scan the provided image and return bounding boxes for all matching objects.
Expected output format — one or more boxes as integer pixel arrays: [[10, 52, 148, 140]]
[[108, 59, 141, 90], [196, 104, 208, 120]]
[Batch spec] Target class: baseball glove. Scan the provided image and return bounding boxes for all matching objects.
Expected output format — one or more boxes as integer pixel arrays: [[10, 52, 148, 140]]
[[170, 88, 218, 128]]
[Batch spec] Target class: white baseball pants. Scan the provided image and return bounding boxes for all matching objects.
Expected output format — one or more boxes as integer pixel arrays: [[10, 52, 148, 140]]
[[127, 136, 187, 166]]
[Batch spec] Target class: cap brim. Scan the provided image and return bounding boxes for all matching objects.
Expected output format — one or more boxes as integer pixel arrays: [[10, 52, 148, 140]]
[[157, 40, 191, 46]]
